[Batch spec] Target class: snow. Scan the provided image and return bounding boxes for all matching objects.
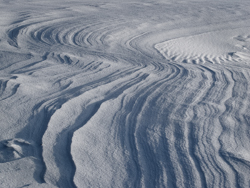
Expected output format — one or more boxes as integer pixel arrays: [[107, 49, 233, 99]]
[[1, 0, 250, 187]]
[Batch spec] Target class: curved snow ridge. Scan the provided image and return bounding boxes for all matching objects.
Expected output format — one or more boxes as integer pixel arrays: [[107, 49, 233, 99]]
[[6, 15, 155, 67], [71, 65, 181, 187], [71, 62, 250, 187], [1, 1, 250, 188], [42, 70, 150, 187]]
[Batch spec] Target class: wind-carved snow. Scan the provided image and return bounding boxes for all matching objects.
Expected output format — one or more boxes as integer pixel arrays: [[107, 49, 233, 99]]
[[1, 0, 250, 188], [155, 28, 250, 64]]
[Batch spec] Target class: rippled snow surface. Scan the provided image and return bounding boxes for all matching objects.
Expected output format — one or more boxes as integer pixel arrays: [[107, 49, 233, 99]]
[[1, 0, 250, 187]]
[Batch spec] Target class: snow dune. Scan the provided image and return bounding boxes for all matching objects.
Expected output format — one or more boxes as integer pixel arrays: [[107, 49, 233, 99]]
[[1, 0, 250, 187]]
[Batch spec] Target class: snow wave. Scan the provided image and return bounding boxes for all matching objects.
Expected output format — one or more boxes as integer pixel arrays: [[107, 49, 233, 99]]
[[1, 0, 250, 187]]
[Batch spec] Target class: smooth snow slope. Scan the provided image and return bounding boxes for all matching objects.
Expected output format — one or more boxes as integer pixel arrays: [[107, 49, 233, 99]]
[[1, 0, 250, 187]]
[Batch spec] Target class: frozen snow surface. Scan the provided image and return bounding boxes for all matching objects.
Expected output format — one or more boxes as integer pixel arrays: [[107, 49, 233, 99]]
[[1, 0, 250, 187]]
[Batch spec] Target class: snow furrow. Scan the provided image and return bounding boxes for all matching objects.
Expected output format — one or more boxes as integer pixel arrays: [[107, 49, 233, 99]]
[[1, 1, 250, 188]]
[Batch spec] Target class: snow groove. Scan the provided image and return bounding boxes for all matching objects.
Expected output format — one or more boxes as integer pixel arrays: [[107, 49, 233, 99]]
[[1, 0, 250, 187]]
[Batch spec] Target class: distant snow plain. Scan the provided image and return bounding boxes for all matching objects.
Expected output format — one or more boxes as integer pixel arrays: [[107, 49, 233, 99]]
[[1, 0, 250, 187]]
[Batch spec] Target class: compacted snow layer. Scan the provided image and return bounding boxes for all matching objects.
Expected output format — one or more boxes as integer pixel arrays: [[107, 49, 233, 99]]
[[1, 0, 250, 187]]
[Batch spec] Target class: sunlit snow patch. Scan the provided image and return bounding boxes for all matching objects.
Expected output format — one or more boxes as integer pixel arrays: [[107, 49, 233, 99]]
[[155, 28, 250, 64]]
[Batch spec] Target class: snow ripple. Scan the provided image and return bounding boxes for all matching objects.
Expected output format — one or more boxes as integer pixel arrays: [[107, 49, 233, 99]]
[[1, 1, 250, 187]]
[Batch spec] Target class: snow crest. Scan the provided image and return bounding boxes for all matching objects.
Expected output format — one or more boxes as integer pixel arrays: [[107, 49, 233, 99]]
[[1, 0, 250, 187]]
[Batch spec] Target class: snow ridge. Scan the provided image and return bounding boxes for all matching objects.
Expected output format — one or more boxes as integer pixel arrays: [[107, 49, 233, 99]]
[[1, 0, 250, 187]]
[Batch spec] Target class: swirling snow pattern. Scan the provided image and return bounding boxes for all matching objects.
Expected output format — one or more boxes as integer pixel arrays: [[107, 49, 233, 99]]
[[0, 0, 250, 187]]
